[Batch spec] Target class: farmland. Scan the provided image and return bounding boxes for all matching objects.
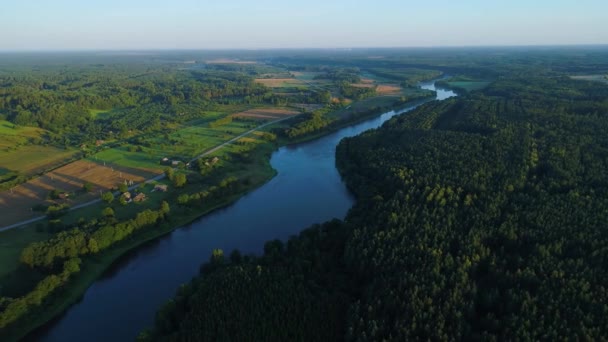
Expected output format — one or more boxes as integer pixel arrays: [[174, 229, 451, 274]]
[[254, 78, 306, 88], [0, 160, 157, 225]]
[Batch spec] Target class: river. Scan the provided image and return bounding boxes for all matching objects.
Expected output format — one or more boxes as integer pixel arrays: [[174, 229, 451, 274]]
[[31, 81, 456, 341]]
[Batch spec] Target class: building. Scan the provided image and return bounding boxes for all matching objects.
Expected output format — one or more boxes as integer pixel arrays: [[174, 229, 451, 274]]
[[133, 193, 147, 203], [153, 184, 168, 192]]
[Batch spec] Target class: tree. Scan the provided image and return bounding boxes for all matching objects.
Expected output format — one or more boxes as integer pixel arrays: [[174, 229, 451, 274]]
[[102, 207, 115, 217], [48, 189, 61, 200], [230, 249, 242, 264], [82, 182, 93, 193], [119, 196, 128, 206], [177, 194, 190, 205], [164, 167, 174, 180], [101, 191, 114, 204], [210, 249, 224, 265], [118, 183, 128, 193], [173, 173, 187, 188]]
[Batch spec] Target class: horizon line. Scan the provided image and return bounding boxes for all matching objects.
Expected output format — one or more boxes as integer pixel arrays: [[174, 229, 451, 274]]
[[1, 43, 608, 54]]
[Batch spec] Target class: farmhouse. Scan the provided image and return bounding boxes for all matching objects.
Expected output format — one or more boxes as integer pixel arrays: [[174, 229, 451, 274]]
[[133, 193, 147, 202], [153, 184, 168, 192]]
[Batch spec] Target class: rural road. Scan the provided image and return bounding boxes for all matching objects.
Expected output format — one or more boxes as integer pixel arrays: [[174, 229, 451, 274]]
[[0, 115, 299, 233]]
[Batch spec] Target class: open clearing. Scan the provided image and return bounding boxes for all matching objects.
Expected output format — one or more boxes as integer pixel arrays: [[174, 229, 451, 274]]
[[0, 120, 80, 175], [0, 160, 158, 226], [376, 84, 402, 94], [0, 146, 78, 175]]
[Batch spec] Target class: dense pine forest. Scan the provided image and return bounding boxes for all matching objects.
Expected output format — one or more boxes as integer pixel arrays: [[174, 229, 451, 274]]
[[143, 75, 608, 340]]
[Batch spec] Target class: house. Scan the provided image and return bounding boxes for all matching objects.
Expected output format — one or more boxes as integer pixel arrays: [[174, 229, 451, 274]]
[[58, 193, 69, 200], [133, 193, 147, 203], [171, 160, 181, 166], [95, 140, 105, 147], [161, 157, 169, 163], [211, 157, 220, 164], [122, 192, 131, 200], [153, 184, 168, 192]]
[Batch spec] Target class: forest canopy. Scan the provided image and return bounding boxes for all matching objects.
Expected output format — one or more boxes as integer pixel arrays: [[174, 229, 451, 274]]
[[143, 75, 608, 340]]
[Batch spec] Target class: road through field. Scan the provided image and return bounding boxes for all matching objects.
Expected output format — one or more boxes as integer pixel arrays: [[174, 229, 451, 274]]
[[0, 114, 299, 232]]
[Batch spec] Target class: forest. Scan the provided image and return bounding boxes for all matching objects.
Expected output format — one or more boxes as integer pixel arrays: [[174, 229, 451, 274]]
[[142, 74, 608, 340]]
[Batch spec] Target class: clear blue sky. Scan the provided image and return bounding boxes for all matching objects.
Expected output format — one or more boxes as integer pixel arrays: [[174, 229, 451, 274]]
[[1, 0, 606, 50]]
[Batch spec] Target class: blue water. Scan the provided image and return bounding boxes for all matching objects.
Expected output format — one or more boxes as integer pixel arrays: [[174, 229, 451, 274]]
[[33, 82, 455, 341]]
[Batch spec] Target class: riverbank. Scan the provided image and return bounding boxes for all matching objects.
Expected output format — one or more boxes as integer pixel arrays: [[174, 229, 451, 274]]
[[5, 83, 445, 342]]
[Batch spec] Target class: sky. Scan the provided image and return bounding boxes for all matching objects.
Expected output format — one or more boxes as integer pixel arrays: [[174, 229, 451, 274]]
[[1, 0, 607, 50]]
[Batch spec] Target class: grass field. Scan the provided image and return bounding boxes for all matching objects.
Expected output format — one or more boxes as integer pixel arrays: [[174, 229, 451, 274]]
[[0, 226, 51, 280], [0, 146, 78, 175], [0, 120, 80, 176]]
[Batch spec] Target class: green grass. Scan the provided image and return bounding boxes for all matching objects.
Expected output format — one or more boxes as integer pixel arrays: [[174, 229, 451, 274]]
[[0, 145, 78, 174], [0, 120, 80, 174], [0, 121, 43, 137], [0, 227, 51, 281], [90, 147, 166, 171], [92, 118, 257, 172]]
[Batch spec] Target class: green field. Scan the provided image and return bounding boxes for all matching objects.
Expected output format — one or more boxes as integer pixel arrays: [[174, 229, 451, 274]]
[[0, 120, 44, 149], [0, 120, 79, 175], [92, 118, 257, 171], [0, 145, 78, 175], [0, 227, 51, 281]]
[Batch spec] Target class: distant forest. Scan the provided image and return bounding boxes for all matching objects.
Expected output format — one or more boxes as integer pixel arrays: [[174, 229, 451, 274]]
[[143, 73, 608, 339]]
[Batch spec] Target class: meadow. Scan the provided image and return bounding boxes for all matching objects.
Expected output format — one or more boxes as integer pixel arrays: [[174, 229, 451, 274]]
[[0, 121, 78, 176]]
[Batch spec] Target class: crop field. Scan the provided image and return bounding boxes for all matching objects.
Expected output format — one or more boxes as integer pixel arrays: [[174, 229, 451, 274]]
[[233, 108, 299, 120], [376, 84, 402, 94], [254, 78, 306, 88], [0, 160, 158, 226], [292, 103, 325, 112]]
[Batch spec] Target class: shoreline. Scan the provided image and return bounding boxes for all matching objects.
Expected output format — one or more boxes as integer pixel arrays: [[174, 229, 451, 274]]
[[6, 83, 442, 342]]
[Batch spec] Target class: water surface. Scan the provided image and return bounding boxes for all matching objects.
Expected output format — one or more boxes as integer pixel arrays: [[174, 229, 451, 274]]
[[34, 81, 456, 341]]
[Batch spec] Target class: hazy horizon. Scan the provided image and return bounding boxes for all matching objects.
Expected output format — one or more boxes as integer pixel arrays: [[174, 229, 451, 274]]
[[1, 0, 607, 51]]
